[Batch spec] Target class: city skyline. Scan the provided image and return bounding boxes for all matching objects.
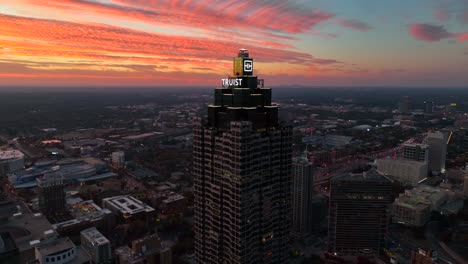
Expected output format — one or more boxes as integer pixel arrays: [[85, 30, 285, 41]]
[[1, 0, 467, 87]]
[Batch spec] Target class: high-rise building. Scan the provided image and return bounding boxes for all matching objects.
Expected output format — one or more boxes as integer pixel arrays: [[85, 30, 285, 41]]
[[424, 131, 448, 173], [424, 101, 435, 114], [398, 96, 411, 113], [111, 151, 125, 168], [37, 174, 67, 219], [291, 152, 315, 237], [402, 143, 429, 162], [80, 227, 112, 264], [328, 171, 392, 256], [193, 49, 293, 264]]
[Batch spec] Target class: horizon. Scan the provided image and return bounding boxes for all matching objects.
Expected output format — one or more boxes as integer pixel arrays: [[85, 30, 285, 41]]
[[1, 0, 467, 87]]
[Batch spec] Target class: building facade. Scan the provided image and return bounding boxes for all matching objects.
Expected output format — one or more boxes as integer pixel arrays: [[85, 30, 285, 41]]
[[328, 171, 392, 256], [193, 49, 293, 264], [0, 150, 24, 177], [80, 227, 112, 264], [291, 153, 315, 237], [37, 175, 67, 219], [402, 144, 429, 162], [376, 158, 428, 186], [424, 131, 448, 174]]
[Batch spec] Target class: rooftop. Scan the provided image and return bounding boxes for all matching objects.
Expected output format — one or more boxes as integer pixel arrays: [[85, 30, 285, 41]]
[[36, 237, 74, 256], [81, 227, 109, 245], [332, 170, 393, 183], [103, 195, 154, 215], [0, 150, 24, 161]]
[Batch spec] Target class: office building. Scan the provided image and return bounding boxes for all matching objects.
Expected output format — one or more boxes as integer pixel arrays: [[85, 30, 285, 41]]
[[111, 151, 125, 168], [102, 195, 155, 226], [0, 150, 24, 177], [37, 175, 67, 219], [424, 131, 448, 173], [115, 234, 172, 264], [291, 153, 315, 237], [424, 101, 435, 114], [328, 171, 392, 256], [402, 144, 429, 162], [376, 158, 428, 186], [398, 96, 411, 113], [391, 185, 453, 227], [81, 227, 111, 264], [193, 49, 293, 263]]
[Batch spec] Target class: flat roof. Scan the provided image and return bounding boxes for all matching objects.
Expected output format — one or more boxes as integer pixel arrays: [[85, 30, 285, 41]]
[[0, 150, 24, 161], [36, 237, 74, 256], [103, 195, 154, 215], [81, 227, 109, 245]]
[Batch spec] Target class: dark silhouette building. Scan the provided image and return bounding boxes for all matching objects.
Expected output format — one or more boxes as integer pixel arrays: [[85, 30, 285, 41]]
[[328, 171, 392, 256], [193, 49, 292, 264], [37, 174, 66, 219]]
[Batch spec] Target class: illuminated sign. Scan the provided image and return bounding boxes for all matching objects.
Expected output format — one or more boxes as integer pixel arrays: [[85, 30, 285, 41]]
[[222, 78, 243, 87], [244, 60, 253, 72]]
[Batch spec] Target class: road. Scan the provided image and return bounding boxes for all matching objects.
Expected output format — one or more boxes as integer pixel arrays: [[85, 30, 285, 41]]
[[425, 221, 458, 264]]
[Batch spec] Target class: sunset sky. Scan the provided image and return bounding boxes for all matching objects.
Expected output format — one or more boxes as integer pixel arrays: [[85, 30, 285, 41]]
[[0, 0, 467, 87]]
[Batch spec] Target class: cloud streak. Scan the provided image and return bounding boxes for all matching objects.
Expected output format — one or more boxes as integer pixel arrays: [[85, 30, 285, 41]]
[[408, 23, 468, 42], [337, 19, 372, 32]]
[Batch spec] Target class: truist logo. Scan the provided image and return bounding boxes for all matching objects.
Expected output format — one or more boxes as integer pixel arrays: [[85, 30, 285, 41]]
[[222, 78, 243, 87], [244, 60, 253, 72]]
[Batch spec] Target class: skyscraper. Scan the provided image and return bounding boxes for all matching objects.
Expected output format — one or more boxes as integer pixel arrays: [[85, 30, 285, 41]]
[[398, 96, 411, 113], [424, 131, 448, 174], [291, 152, 315, 237], [37, 174, 67, 219], [424, 101, 434, 114], [328, 171, 392, 256], [193, 49, 293, 264]]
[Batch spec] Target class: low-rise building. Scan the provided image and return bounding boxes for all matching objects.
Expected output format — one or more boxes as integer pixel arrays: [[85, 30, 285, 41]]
[[376, 158, 428, 186], [115, 234, 171, 264], [34, 237, 90, 264], [392, 185, 460, 227], [0, 150, 24, 177], [102, 195, 155, 225]]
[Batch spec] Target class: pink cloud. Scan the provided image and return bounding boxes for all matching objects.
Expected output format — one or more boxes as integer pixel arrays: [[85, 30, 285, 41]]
[[408, 23, 453, 42], [457, 33, 468, 42], [408, 23, 468, 42], [337, 19, 372, 32]]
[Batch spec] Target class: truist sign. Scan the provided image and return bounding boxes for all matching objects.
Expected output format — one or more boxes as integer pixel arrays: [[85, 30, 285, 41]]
[[244, 60, 253, 72], [222, 78, 243, 87]]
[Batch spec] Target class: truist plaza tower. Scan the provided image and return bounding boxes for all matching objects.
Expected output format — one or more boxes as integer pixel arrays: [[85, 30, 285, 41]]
[[193, 49, 292, 264]]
